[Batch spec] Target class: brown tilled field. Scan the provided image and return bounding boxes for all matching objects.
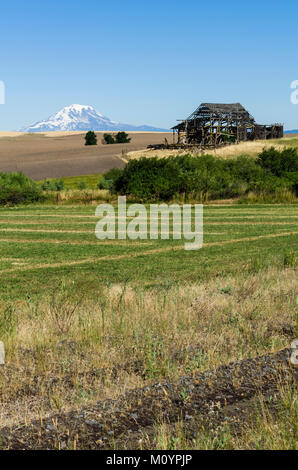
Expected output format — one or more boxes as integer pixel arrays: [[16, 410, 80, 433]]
[[0, 132, 171, 180]]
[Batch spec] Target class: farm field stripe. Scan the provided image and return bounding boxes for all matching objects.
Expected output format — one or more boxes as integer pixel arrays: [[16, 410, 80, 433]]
[[0, 213, 297, 219], [1, 218, 297, 224], [0, 228, 226, 235], [205, 222, 298, 226], [0, 238, 154, 246], [0, 214, 296, 219], [0, 232, 226, 246], [0, 231, 297, 275], [1, 223, 298, 233], [1, 228, 99, 234], [4, 217, 292, 225]]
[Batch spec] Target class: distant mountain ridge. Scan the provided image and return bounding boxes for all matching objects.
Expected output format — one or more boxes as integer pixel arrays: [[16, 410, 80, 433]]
[[20, 104, 169, 133]]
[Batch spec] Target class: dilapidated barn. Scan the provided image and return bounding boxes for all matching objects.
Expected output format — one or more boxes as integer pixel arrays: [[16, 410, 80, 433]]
[[172, 103, 283, 146]]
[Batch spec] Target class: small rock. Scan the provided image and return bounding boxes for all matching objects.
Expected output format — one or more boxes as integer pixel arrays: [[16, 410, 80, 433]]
[[85, 419, 99, 426], [46, 424, 57, 432]]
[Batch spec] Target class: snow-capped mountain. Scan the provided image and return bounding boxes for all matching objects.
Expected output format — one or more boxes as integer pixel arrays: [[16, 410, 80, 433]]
[[20, 104, 169, 132]]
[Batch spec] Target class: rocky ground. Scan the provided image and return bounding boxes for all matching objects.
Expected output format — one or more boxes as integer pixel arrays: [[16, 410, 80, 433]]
[[1, 348, 296, 450]]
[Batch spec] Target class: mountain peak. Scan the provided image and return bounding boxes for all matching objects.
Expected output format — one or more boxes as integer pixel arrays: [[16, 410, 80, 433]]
[[20, 104, 169, 133], [62, 104, 97, 113]]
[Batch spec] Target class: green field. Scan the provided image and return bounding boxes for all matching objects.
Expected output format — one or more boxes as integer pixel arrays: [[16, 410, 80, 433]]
[[37, 173, 103, 189], [1, 203, 297, 300], [0, 202, 297, 449]]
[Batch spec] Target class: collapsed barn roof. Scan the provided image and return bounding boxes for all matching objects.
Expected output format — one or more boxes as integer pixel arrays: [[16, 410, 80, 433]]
[[172, 103, 254, 130]]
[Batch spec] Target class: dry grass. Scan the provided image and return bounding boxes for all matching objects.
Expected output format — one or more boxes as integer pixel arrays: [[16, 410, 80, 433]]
[[125, 140, 285, 161], [207, 141, 284, 158], [150, 379, 297, 450], [44, 189, 113, 205], [0, 265, 296, 431]]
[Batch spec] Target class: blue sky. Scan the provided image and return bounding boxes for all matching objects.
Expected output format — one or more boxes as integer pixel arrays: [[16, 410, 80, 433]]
[[1, 0, 298, 130]]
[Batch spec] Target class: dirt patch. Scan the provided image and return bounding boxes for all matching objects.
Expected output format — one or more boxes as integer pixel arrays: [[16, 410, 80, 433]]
[[0, 132, 171, 180], [0, 348, 295, 449]]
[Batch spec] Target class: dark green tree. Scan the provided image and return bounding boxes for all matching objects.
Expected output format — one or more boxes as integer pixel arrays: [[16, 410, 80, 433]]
[[85, 131, 97, 146], [115, 132, 131, 143], [103, 133, 115, 144]]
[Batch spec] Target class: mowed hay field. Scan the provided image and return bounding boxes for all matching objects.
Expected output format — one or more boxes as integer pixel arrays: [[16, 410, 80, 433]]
[[0, 204, 297, 297], [0, 204, 297, 449], [0, 132, 171, 180]]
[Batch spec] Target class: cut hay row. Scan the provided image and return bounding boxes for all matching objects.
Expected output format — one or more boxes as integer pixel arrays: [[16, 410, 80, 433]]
[[0, 232, 224, 245], [1, 223, 297, 233], [0, 231, 296, 275], [0, 228, 226, 236], [0, 212, 296, 219], [0, 238, 155, 247], [205, 221, 298, 225]]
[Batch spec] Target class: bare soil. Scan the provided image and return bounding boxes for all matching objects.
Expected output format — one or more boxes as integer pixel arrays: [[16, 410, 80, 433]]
[[0, 348, 295, 450], [0, 132, 171, 180]]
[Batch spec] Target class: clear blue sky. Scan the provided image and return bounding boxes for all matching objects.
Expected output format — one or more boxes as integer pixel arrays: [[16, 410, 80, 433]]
[[1, 0, 298, 130]]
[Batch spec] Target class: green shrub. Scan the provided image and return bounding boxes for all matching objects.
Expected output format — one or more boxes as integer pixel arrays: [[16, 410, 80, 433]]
[[103, 132, 131, 144], [85, 131, 97, 146], [53, 179, 64, 191], [227, 155, 265, 182], [98, 177, 113, 190], [0, 172, 43, 205], [256, 147, 298, 195], [257, 147, 298, 177], [41, 179, 52, 191], [114, 154, 241, 201], [115, 132, 131, 143], [77, 180, 87, 190], [114, 156, 181, 201], [41, 179, 64, 191], [98, 168, 124, 191], [103, 133, 115, 144], [104, 168, 124, 181], [113, 150, 298, 202]]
